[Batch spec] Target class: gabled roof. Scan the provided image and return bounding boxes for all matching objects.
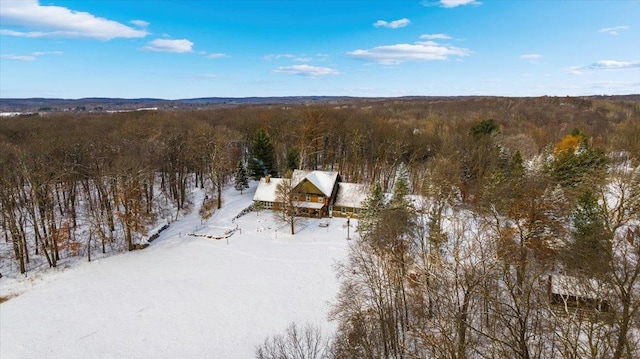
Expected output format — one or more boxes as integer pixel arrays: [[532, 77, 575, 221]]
[[334, 183, 369, 208], [549, 274, 612, 299], [291, 170, 339, 197], [252, 177, 286, 202]]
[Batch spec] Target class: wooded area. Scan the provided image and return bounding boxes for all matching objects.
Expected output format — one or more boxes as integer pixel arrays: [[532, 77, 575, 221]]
[[2, 96, 640, 358]]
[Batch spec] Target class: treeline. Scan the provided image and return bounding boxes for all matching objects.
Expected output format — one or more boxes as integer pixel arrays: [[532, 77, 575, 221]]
[[257, 117, 640, 358], [1, 96, 639, 275], [0, 112, 243, 273]]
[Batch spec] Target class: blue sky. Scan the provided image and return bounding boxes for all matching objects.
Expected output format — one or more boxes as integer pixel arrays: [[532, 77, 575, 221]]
[[0, 0, 638, 99]]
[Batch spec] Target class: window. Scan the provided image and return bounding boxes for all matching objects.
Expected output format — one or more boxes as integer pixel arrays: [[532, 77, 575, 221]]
[[341, 207, 346, 214], [306, 194, 311, 202], [318, 196, 324, 203], [264, 201, 273, 208]]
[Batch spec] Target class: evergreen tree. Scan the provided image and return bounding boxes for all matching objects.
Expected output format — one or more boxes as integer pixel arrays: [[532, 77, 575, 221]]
[[357, 182, 386, 235], [629, 165, 640, 215], [248, 129, 278, 180], [567, 190, 610, 276], [285, 148, 299, 172], [234, 160, 249, 194], [470, 118, 499, 139], [549, 132, 608, 200], [390, 163, 410, 208]]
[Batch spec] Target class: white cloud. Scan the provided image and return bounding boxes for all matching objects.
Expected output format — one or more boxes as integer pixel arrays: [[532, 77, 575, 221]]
[[264, 54, 320, 62], [373, 18, 410, 29], [1, 54, 36, 61], [264, 54, 294, 61], [520, 54, 541, 60], [1, 51, 62, 62], [565, 60, 640, 75], [273, 65, 339, 77], [599, 25, 629, 35], [130, 20, 149, 28], [206, 53, 229, 59], [588, 81, 640, 90], [143, 39, 194, 53], [564, 66, 584, 75], [420, 33, 452, 40], [520, 54, 542, 63], [0, 0, 148, 40], [32, 51, 63, 56], [348, 41, 470, 65], [588, 60, 640, 70], [423, 0, 482, 8], [315, 53, 330, 62]]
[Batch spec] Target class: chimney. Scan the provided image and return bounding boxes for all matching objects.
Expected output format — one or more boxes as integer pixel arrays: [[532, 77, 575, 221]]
[[265, 175, 271, 183]]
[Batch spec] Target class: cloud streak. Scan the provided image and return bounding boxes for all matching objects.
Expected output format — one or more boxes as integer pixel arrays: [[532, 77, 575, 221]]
[[273, 65, 339, 77], [143, 39, 194, 53], [520, 54, 542, 63], [130, 20, 150, 28], [373, 18, 410, 29], [599, 25, 629, 35], [206, 53, 229, 59], [565, 60, 640, 74], [423, 0, 482, 8], [264, 54, 320, 62], [348, 41, 470, 65], [0, 0, 148, 40], [1, 51, 62, 62], [420, 33, 452, 40]]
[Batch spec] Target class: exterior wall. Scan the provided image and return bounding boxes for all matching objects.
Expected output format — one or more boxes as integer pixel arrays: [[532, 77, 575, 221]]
[[254, 200, 328, 218], [330, 206, 361, 218], [297, 181, 324, 196]]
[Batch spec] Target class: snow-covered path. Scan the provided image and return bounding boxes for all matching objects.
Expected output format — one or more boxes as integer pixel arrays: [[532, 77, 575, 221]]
[[0, 184, 351, 359]]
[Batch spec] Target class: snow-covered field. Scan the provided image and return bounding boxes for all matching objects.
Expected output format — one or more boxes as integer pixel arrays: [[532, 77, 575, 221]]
[[0, 185, 351, 359]]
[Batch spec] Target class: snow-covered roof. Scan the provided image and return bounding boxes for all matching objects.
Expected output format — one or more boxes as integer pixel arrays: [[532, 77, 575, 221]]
[[334, 183, 369, 208], [549, 274, 612, 299], [252, 177, 286, 202], [297, 202, 325, 209], [291, 170, 339, 197]]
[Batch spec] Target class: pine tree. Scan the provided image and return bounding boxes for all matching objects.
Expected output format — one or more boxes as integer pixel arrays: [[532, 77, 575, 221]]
[[567, 190, 610, 276], [390, 163, 410, 208], [358, 182, 386, 235], [234, 160, 249, 195], [285, 148, 299, 172], [249, 129, 278, 180], [629, 165, 640, 215], [549, 132, 608, 200]]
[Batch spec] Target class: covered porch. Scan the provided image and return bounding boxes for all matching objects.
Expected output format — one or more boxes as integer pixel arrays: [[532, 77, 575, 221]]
[[296, 201, 327, 218]]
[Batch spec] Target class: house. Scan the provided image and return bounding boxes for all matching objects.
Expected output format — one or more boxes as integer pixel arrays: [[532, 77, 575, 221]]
[[333, 183, 369, 218], [547, 274, 611, 313], [252, 170, 369, 218]]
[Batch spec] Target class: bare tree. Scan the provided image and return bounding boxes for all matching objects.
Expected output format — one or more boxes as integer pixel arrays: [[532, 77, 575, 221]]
[[255, 322, 331, 359], [274, 178, 303, 235]]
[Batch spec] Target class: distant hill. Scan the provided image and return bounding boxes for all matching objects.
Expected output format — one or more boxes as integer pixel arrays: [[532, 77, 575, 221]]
[[0, 96, 358, 113], [1, 95, 638, 113]]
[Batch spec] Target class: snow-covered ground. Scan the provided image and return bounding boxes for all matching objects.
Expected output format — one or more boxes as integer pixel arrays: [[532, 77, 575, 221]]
[[0, 184, 352, 358]]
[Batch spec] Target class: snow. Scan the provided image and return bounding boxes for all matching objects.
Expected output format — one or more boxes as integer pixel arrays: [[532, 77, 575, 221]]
[[334, 183, 369, 208], [253, 170, 341, 204], [0, 183, 351, 359], [291, 170, 339, 197], [252, 177, 286, 202]]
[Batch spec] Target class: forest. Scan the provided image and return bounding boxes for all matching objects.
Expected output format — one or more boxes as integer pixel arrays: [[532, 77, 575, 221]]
[[1, 95, 640, 358]]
